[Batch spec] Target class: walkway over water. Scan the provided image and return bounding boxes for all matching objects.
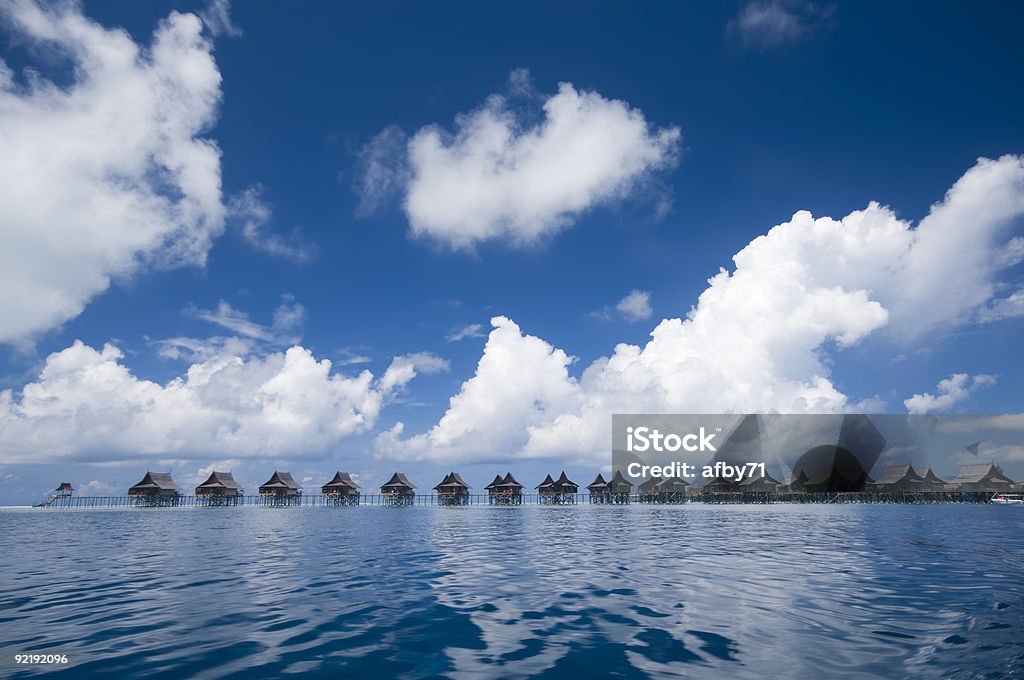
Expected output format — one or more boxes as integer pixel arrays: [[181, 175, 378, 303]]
[[34, 490, 996, 508]]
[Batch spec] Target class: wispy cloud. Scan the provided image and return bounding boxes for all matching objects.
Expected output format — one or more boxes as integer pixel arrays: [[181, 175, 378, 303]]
[[728, 1, 835, 50], [446, 323, 485, 342], [229, 187, 317, 264]]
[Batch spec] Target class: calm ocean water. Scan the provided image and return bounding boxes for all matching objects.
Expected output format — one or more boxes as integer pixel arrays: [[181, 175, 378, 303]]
[[1, 504, 1022, 679]]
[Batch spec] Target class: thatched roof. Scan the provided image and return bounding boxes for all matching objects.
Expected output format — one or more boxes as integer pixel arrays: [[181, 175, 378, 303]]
[[588, 473, 608, 491], [875, 465, 924, 486], [381, 472, 416, 491], [638, 478, 660, 493], [129, 471, 180, 492], [56, 482, 73, 491], [260, 471, 301, 490], [654, 476, 690, 492], [555, 471, 578, 490], [952, 463, 1013, 485], [434, 472, 470, 491], [609, 470, 633, 491], [536, 473, 556, 490], [322, 471, 359, 490], [499, 472, 523, 489], [197, 471, 242, 491], [914, 467, 946, 485], [484, 474, 504, 490], [739, 470, 781, 487]]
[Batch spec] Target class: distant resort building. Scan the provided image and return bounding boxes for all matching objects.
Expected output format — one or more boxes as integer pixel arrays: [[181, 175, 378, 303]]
[[951, 464, 1015, 492], [128, 472, 182, 505], [537, 471, 578, 504], [915, 467, 947, 490], [652, 476, 689, 503], [638, 477, 660, 502], [587, 473, 609, 503], [259, 471, 302, 505], [54, 482, 74, 498], [195, 471, 244, 505], [738, 470, 782, 494], [434, 472, 471, 505], [321, 472, 360, 506], [872, 465, 927, 493], [381, 472, 416, 506], [608, 470, 633, 504], [485, 472, 524, 505]]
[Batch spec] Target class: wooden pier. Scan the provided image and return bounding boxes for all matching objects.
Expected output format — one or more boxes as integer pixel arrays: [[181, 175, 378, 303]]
[[33, 489, 997, 509]]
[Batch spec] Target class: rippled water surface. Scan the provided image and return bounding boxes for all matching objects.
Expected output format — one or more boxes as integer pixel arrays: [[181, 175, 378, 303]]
[[1, 504, 1022, 678]]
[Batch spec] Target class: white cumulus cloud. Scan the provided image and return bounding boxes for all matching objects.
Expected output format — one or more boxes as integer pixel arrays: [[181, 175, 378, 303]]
[[904, 373, 998, 414], [0, 341, 446, 463], [0, 1, 232, 345], [359, 70, 681, 250], [616, 290, 653, 322], [376, 156, 1024, 464]]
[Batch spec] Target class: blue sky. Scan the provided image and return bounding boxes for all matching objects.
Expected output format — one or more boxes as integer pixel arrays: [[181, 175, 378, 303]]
[[1, 0, 1023, 503]]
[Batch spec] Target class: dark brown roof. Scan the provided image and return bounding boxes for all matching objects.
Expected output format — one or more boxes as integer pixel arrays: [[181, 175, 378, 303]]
[[498, 472, 523, 489], [638, 478, 660, 492], [260, 471, 301, 490], [381, 472, 416, 490], [434, 472, 470, 491], [876, 465, 924, 486], [609, 470, 633, 488], [914, 467, 947, 485], [536, 473, 556, 490], [322, 471, 359, 490], [588, 473, 608, 490], [555, 471, 578, 490], [129, 471, 180, 492], [654, 476, 690, 491], [56, 482, 73, 491], [952, 463, 1013, 485], [739, 470, 781, 487], [197, 471, 243, 491], [484, 474, 504, 490]]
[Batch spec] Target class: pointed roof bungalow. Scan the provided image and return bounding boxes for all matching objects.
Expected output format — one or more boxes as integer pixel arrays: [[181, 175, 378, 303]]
[[434, 472, 471, 502], [128, 472, 181, 497], [497, 472, 523, 491], [587, 473, 609, 493], [608, 470, 633, 495], [654, 476, 690, 495], [196, 471, 244, 497], [739, 469, 782, 492], [321, 471, 359, 496], [554, 471, 579, 494], [873, 465, 926, 492], [259, 471, 302, 497], [536, 474, 556, 492], [638, 477, 660, 498], [914, 467, 947, 489], [54, 482, 74, 496], [484, 474, 505, 492], [381, 472, 416, 495], [951, 463, 1014, 491]]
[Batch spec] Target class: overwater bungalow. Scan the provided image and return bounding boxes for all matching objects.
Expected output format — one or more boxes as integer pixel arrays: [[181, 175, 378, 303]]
[[587, 473, 610, 503], [195, 471, 244, 505], [537, 471, 578, 504], [872, 465, 927, 492], [54, 482, 74, 498], [951, 463, 1015, 492], [638, 477, 660, 503], [381, 472, 416, 506], [321, 471, 360, 505], [780, 469, 810, 493], [739, 469, 782, 494], [259, 471, 302, 505], [702, 475, 741, 494], [608, 470, 633, 504], [128, 472, 182, 506], [914, 467, 947, 490], [486, 472, 524, 505], [434, 472, 471, 505], [653, 476, 689, 503]]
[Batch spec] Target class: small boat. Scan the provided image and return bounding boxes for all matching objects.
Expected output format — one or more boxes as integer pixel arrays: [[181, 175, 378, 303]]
[[991, 493, 1024, 505]]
